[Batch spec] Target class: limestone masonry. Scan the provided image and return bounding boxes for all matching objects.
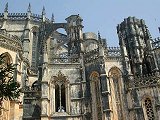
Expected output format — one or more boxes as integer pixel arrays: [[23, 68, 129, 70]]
[[0, 3, 160, 120]]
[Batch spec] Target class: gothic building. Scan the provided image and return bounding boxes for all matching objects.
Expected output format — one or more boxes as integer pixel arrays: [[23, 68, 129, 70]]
[[0, 3, 160, 120]]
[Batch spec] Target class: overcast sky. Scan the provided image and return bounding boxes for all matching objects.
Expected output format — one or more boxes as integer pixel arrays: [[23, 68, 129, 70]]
[[0, 0, 160, 46]]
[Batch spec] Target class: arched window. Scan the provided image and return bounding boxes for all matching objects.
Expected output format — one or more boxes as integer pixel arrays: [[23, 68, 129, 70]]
[[51, 71, 69, 113], [144, 98, 155, 120], [0, 52, 12, 66], [108, 67, 122, 120]]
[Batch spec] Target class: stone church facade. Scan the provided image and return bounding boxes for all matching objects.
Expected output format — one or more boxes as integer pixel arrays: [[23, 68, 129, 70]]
[[0, 3, 160, 120]]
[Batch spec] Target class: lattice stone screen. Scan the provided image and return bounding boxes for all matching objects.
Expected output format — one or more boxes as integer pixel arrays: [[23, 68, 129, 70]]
[[144, 98, 155, 120]]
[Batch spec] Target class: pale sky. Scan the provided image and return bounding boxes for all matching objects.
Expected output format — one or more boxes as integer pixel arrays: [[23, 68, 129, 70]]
[[0, 0, 160, 46]]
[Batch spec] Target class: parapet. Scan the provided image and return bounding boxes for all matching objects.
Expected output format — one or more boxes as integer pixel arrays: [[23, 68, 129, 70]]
[[152, 37, 160, 49], [129, 71, 160, 88], [106, 47, 121, 57], [0, 30, 22, 51], [0, 12, 50, 22]]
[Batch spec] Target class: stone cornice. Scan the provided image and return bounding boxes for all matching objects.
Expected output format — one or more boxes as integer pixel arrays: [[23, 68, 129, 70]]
[[48, 63, 80, 69], [104, 56, 122, 61], [0, 32, 23, 52]]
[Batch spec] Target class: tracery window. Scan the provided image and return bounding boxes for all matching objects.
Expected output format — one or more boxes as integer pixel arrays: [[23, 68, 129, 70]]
[[0, 52, 12, 67], [51, 71, 69, 113], [144, 98, 155, 120]]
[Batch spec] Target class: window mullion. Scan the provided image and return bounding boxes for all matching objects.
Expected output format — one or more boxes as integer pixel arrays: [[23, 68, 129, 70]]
[[59, 83, 62, 111]]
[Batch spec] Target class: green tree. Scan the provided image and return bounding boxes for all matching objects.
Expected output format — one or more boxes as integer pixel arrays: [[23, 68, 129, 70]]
[[0, 54, 21, 101]]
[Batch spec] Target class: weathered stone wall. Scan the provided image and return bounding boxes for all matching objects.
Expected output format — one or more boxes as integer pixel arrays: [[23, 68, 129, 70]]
[[41, 64, 83, 119], [0, 35, 23, 120]]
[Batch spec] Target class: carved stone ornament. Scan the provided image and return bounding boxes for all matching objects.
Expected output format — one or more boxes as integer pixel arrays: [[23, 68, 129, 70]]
[[51, 70, 69, 84], [0, 33, 22, 52]]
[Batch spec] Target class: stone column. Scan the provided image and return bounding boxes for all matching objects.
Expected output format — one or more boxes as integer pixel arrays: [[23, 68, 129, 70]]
[[50, 83, 55, 115], [66, 83, 70, 113], [41, 81, 49, 119]]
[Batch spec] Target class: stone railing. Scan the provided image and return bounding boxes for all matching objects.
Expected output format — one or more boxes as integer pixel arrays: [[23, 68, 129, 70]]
[[0, 30, 21, 42], [0, 12, 50, 22], [31, 13, 42, 18], [106, 47, 121, 57], [129, 72, 160, 88], [31, 13, 50, 22], [7, 13, 27, 20], [84, 48, 99, 63], [152, 37, 160, 49], [49, 57, 80, 64], [0, 30, 22, 51]]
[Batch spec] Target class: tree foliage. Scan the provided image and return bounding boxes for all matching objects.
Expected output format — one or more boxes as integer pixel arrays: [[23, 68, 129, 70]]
[[0, 54, 21, 101]]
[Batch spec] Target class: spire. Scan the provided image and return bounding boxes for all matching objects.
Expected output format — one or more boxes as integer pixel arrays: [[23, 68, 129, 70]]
[[27, 3, 31, 13], [4, 2, 8, 12], [42, 6, 46, 22], [42, 6, 46, 15], [98, 31, 101, 40], [51, 13, 55, 23]]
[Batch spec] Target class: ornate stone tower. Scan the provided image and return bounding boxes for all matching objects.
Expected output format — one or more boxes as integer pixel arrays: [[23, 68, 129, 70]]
[[83, 32, 111, 120], [65, 15, 83, 57], [117, 17, 158, 76], [1, 3, 160, 120], [117, 17, 160, 120], [38, 14, 87, 120]]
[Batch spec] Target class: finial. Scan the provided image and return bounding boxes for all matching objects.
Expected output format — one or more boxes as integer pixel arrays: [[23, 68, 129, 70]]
[[27, 3, 31, 12], [42, 6, 45, 15], [4, 2, 8, 12], [98, 31, 101, 40], [158, 27, 160, 33], [51, 13, 55, 22]]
